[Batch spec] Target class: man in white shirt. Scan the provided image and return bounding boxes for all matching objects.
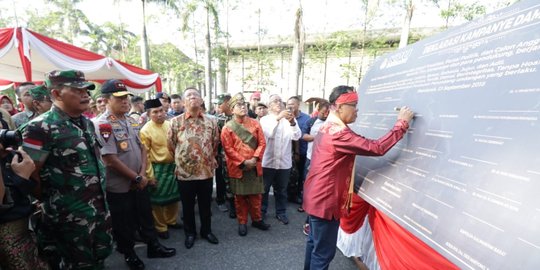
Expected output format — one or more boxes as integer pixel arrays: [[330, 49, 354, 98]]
[[259, 94, 301, 224]]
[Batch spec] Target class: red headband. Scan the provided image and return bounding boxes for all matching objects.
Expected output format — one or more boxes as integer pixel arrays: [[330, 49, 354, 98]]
[[335, 92, 358, 105]]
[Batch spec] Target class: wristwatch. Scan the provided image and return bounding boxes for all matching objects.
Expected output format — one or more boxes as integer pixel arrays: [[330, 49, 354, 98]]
[[134, 175, 142, 184]]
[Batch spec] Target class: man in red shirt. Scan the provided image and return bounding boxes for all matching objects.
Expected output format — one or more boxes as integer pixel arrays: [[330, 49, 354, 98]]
[[303, 85, 414, 270]]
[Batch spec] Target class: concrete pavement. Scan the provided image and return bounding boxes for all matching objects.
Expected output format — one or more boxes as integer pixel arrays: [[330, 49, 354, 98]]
[[104, 197, 357, 270]]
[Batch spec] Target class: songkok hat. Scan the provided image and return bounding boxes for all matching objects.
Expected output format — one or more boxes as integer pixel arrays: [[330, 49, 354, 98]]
[[144, 98, 162, 110], [229, 93, 245, 109]]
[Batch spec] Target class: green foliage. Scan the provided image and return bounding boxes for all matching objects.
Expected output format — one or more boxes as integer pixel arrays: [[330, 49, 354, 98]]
[[3, 0, 200, 97], [432, 0, 487, 26], [238, 48, 278, 92], [149, 43, 203, 92]]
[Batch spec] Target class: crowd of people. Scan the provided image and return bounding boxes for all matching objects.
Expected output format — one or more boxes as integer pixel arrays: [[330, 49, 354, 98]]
[[0, 68, 414, 270]]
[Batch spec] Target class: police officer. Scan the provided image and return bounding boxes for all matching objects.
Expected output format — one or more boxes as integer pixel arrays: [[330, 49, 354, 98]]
[[93, 80, 175, 270], [22, 70, 112, 269]]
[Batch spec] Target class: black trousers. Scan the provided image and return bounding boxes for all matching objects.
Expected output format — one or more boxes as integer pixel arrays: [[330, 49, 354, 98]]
[[107, 188, 157, 254], [215, 163, 226, 204], [178, 179, 213, 236], [295, 154, 307, 199]]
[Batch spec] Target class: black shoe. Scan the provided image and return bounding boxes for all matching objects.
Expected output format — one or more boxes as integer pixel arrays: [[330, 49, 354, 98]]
[[276, 215, 289, 225], [238, 224, 247, 236], [217, 203, 229, 212], [147, 241, 176, 258], [229, 211, 237, 219], [251, 220, 271, 230], [202, 232, 219, 244], [125, 252, 145, 270], [168, 222, 183, 230], [157, 231, 169, 239], [184, 235, 195, 249]]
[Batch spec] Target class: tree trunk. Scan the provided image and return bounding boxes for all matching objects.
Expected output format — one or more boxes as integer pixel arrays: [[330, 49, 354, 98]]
[[204, 5, 213, 109], [399, 0, 414, 49], [291, 5, 304, 97], [217, 50, 227, 95], [141, 0, 151, 98]]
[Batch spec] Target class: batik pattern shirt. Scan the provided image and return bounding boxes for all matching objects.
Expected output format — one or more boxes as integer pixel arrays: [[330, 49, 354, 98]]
[[168, 111, 219, 180]]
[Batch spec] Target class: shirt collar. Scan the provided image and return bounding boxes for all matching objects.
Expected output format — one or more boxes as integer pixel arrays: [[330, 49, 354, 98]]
[[326, 112, 347, 127], [185, 110, 203, 119]]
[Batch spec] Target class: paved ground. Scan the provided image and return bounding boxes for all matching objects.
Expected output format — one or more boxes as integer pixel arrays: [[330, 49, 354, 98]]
[[104, 195, 357, 270]]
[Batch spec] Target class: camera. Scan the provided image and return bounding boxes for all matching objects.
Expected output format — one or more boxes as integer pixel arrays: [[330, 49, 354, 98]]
[[0, 129, 22, 148]]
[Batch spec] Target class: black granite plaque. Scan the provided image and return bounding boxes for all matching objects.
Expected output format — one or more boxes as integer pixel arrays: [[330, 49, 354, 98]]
[[353, 1, 540, 269]]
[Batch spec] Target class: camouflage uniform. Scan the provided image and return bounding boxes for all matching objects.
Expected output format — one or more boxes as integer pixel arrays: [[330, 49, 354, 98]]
[[22, 70, 112, 270], [216, 111, 235, 214]]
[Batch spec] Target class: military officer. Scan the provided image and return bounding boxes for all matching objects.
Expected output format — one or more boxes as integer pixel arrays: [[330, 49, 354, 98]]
[[214, 93, 236, 217], [93, 80, 175, 270], [22, 70, 112, 270]]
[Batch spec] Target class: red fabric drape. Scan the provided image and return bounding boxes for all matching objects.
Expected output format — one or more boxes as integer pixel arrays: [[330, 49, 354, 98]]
[[340, 194, 372, 233], [0, 28, 14, 48], [28, 29, 104, 61], [368, 208, 459, 270], [16, 28, 32, 81], [340, 194, 458, 270], [115, 61, 162, 92]]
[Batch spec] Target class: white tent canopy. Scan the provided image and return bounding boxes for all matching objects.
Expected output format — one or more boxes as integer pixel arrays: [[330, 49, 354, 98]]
[[0, 27, 162, 94]]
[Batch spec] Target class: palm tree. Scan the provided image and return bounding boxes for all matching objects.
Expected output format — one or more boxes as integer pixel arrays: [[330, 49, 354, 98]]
[[291, 1, 305, 97], [180, 0, 220, 108]]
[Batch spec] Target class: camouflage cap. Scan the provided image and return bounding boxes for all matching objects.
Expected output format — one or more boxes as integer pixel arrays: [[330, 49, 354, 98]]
[[28, 85, 51, 101], [45, 70, 95, 90], [229, 93, 245, 109], [215, 93, 231, 105]]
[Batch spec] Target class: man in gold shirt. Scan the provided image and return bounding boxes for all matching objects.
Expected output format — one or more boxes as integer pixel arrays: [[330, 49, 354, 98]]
[[140, 98, 181, 240]]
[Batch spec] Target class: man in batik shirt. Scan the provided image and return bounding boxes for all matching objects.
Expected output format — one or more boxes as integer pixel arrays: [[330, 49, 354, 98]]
[[220, 93, 271, 236], [168, 87, 220, 249]]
